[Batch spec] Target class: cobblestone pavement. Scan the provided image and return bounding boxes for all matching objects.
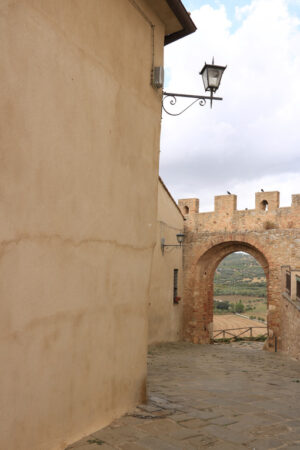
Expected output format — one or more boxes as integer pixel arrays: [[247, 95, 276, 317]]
[[66, 342, 300, 449]]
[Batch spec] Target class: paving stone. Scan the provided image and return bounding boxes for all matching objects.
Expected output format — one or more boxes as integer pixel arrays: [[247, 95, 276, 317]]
[[137, 436, 183, 449], [137, 418, 198, 440], [208, 442, 246, 450], [201, 423, 255, 444], [138, 403, 162, 413], [65, 436, 95, 448], [181, 433, 218, 448], [66, 342, 300, 450], [119, 443, 149, 450], [281, 445, 300, 450], [283, 430, 300, 441], [250, 436, 286, 449], [91, 425, 147, 444], [186, 408, 223, 420], [251, 423, 290, 437], [286, 420, 300, 429], [178, 418, 208, 428], [169, 412, 197, 422], [227, 414, 280, 433], [73, 444, 114, 450], [209, 415, 239, 426]]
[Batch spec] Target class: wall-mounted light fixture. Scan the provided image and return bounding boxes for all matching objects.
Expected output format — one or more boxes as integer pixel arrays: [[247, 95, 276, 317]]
[[159, 58, 226, 116], [161, 233, 185, 255]]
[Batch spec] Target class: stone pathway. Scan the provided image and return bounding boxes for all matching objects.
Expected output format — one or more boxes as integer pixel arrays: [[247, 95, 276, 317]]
[[66, 342, 300, 449]]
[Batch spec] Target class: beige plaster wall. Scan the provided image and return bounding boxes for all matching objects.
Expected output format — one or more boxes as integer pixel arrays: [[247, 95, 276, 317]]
[[281, 268, 300, 359], [0, 1, 165, 449], [281, 295, 300, 360], [148, 180, 184, 345]]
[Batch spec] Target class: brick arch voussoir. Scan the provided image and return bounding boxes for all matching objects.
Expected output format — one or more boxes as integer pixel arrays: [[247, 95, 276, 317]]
[[182, 233, 278, 345], [189, 233, 272, 274]]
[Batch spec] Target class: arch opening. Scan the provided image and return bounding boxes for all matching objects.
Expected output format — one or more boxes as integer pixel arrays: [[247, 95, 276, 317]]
[[260, 200, 269, 211], [183, 240, 273, 347], [184, 205, 189, 214], [213, 251, 267, 341]]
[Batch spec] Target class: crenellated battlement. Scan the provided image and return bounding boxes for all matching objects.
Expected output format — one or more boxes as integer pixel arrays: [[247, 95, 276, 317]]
[[178, 191, 300, 233], [180, 190, 300, 349]]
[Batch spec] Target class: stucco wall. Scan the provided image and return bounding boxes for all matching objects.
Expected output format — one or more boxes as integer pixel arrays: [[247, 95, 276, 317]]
[[281, 295, 300, 360], [148, 179, 184, 345], [0, 1, 165, 449]]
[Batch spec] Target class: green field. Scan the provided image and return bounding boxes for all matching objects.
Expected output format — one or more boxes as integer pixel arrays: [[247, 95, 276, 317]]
[[214, 253, 267, 319]]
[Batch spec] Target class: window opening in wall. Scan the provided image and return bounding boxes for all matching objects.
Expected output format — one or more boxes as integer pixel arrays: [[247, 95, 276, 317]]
[[260, 200, 269, 211], [173, 269, 179, 303], [286, 272, 291, 295], [296, 277, 300, 301], [213, 252, 267, 340], [184, 205, 189, 214]]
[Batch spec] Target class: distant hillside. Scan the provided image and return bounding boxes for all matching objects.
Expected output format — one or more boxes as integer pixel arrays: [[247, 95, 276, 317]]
[[214, 252, 266, 297]]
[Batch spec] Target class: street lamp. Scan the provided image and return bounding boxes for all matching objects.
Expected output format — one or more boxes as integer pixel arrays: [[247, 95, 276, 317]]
[[162, 58, 226, 115], [161, 233, 185, 255], [200, 58, 227, 107]]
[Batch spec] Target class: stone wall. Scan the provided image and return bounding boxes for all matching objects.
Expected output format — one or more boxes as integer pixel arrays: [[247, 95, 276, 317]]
[[179, 192, 300, 233], [280, 295, 300, 359], [148, 178, 184, 345], [178, 192, 300, 355]]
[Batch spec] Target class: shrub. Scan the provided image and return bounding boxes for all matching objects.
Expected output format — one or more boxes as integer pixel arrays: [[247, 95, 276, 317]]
[[216, 301, 229, 310], [235, 300, 245, 314]]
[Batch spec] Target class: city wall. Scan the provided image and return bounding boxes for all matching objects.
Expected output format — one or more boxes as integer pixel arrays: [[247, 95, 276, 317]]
[[178, 192, 300, 353]]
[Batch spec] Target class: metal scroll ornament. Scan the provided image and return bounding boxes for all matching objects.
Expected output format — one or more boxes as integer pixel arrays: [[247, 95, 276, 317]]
[[162, 91, 223, 116], [162, 94, 206, 116]]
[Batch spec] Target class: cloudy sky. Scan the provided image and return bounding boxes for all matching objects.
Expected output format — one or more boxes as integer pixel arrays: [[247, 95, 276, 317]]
[[160, 0, 300, 211]]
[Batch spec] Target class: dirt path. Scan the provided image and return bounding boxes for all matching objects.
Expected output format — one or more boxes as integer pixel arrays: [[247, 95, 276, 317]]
[[67, 342, 300, 449]]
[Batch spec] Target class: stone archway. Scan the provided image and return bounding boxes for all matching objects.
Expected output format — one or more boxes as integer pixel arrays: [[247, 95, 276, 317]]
[[183, 238, 279, 351]]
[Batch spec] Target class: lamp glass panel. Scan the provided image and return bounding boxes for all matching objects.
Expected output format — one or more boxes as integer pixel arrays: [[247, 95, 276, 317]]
[[207, 66, 225, 91], [201, 67, 209, 91], [176, 233, 185, 244]]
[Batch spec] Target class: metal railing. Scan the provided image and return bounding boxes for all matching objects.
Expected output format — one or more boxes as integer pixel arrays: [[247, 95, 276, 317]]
[[213, 326, 268, 340]]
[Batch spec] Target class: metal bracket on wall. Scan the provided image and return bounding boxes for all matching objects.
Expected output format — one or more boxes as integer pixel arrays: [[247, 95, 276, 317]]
[[162, 91, 223, 116]]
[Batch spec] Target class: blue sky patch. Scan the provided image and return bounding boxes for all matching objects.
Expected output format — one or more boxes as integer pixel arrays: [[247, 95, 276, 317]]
[[182, 0, 253, 32]]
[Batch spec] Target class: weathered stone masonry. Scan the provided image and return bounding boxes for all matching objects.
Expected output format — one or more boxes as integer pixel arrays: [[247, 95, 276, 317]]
[[178, 191, 300, 352]]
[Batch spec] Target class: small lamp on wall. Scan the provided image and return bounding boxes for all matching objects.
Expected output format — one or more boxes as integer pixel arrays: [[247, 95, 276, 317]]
[[176, 233, 185, 245], [200, 58, 227, 107], [160, 58, 226, 115], [161, 233, 185, 255]]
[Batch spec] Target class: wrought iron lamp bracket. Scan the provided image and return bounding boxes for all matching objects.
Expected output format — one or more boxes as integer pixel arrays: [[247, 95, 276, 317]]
[[161, 238, 183, 255], [162, 91, 223, 116]]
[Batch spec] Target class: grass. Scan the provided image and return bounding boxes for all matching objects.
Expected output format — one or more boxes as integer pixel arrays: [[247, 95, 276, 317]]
[[214, 253, 267, 299], [214, 295, 267, 320]]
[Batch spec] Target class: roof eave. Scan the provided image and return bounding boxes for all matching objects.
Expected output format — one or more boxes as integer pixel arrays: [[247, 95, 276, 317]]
[[164, 0, 197, 46]]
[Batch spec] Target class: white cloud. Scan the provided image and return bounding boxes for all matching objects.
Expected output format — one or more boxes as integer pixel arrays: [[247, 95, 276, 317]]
[[235, 4, 255, 21], [160, 0, 300, 212]]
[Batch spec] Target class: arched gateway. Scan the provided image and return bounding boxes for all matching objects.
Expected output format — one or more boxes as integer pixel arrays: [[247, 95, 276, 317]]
[[179, 191, 300, 351]]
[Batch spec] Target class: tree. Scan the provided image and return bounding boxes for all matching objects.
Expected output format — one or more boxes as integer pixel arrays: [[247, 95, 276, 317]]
[[216, 300, 229, 310], [235, 300, 245, 314]]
